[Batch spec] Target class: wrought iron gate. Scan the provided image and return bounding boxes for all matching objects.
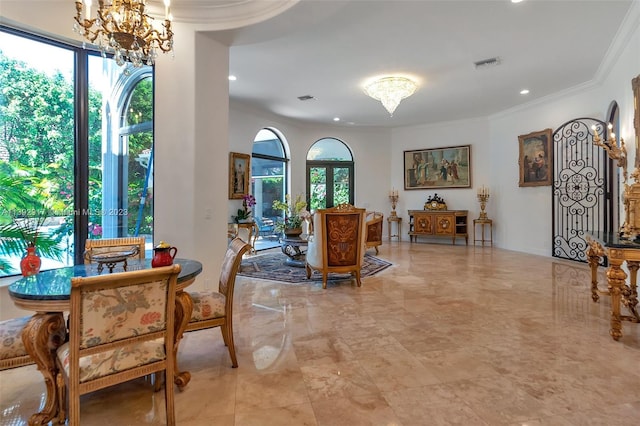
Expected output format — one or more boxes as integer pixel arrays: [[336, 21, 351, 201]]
[[552, 118, 613, 263]]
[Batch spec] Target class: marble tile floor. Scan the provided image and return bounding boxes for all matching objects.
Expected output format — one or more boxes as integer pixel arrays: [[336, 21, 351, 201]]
[[2, 241, 640, 425]]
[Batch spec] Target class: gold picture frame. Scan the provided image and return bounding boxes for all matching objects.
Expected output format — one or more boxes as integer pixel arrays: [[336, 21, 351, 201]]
[[229, 152, 250, 199], [403, 145, 471, 190], [518, 128, 553, 187]]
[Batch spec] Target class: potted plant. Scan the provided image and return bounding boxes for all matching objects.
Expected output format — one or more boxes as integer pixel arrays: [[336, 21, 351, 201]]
[[233, 194, 256, 223], [273, 194, 310, 236], [0, 174, 63, 275]]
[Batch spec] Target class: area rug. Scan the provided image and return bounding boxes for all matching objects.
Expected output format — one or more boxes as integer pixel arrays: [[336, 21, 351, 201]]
[[238, 252, 392, 284]]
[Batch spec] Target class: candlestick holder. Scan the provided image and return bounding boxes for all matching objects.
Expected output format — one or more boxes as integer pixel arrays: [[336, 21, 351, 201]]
[[477, 193, 490, 220], [389, 193, 399, 217]]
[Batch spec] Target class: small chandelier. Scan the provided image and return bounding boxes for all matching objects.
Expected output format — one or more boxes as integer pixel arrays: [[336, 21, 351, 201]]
[[364, 76, 418, 116], [73, 0, 174, 68]]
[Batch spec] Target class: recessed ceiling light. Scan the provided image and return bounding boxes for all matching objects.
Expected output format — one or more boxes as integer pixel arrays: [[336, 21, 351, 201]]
[[228, 75, 237, 81], [520, 89, 530, 95], [511, 0, 524, 3], [333, 117, 340, 122]]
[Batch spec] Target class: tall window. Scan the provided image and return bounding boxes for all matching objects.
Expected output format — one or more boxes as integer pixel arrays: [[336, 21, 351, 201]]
[[306, 138, 354, 210], [251, 129, 287, 223], [0, 27, 154, 276]]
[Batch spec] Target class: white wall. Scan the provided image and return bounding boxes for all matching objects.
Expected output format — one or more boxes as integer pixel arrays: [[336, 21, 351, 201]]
[[229, 102, 392, 223], [227, 3, 640, 258]]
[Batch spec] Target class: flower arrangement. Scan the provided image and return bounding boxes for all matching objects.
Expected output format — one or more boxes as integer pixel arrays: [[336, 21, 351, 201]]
[[234, 194, 256, 223], [273, 194, 310, 232]]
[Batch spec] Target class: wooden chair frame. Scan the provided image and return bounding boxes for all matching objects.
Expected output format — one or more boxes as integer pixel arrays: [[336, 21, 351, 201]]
[[55, 265, 181, 426], [365, 211, 384, 254], [305, 204, 366, 289], [83, 237, 146, 264], [185, 238, 251, 368]]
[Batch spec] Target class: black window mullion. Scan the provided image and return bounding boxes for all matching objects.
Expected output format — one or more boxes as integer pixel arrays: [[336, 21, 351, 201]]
[[74, 50, 90, 265]]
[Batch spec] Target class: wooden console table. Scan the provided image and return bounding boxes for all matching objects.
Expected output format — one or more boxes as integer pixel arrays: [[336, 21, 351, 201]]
[[585, 232, 640, 341], [408, 210, 468, 245]]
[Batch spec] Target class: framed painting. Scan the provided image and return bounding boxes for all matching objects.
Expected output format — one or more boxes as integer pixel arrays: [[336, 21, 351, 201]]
[[229, 152, 250, 199], [404, 145, 471, 190], [518, 129, 553, 187]]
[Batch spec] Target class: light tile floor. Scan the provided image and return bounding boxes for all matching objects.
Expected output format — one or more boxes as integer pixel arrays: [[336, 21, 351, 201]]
[[2, 241, 640, 425]]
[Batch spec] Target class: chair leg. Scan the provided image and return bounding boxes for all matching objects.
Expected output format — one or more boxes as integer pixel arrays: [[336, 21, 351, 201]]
[[305, 264, 312, 279], [164, 368, 176, 426], [355, 270, 362, 287], [322, 272, 328, 289], [375, 246, 379, 255], [224, 321, 238, 368]]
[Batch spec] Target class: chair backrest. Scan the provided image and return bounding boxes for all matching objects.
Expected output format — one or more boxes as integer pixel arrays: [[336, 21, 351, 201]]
[[219, 238, 252, 310], [365, 211, 384, 245], [84, 237, 146, 264], [314, 204, 366, 269], [68, 264, 180, 384]]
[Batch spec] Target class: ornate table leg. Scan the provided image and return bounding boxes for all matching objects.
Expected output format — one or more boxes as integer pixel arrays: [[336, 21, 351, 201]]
[[586, 238, 606, 302], [623, 260, 640, 321], [606, 250, 627, 340], [173, 289, 193, 390], [21, 312, 67, 425]]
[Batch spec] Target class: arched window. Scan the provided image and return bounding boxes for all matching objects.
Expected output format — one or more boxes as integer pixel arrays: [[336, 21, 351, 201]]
[[251, 129, 287, 223], [306, 138, 354, 210], [0, 26, 155, 276]]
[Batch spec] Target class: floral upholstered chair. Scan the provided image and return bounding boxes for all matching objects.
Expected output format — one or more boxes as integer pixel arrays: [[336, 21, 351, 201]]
[[305, 204, 367, 289], [365, 211, 384, 254], [185, 238, 251, 368], [55, 264, 181, 426], [0, 316, 34, 371]]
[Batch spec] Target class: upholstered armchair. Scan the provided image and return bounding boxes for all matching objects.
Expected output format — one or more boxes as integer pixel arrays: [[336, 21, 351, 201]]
[[305, 204, 367, 289], [365, 211, 384, 254], [55, 264, 181, 426]]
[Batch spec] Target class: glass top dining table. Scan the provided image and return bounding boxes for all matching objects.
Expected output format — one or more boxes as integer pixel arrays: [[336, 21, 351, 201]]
[[8, 257, 202, 426], [9, 258, 202, 310]]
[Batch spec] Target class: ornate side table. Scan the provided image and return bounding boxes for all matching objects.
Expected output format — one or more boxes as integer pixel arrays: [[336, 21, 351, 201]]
[[387, 215, 402, 240], [473, 218, 493, 246]]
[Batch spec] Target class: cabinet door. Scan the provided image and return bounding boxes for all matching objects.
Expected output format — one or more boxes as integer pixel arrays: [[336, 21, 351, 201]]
[[414, 214, 433, 234], [435, 214, 455, 236]]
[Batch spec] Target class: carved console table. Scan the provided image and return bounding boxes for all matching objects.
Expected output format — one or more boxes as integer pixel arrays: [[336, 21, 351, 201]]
[[408, 210, 468, 245]]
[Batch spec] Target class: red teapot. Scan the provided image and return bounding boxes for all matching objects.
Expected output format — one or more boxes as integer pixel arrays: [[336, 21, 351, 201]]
[[152, 241, 177, 267]]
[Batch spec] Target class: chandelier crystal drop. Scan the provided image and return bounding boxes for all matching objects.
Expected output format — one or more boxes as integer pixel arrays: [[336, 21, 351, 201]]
[[364, 76, 418, 116], [74, 0, 174, 68]]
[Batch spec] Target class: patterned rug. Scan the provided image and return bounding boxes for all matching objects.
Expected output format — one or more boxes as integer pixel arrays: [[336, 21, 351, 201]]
[[238, 252, 392, 284]]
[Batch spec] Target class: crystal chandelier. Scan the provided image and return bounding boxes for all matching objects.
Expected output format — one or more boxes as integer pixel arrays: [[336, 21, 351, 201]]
[[73, 0, 174, 68], [364, 76, 418, 116]]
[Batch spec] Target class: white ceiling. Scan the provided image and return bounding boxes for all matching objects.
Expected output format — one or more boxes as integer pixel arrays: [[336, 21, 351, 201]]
[[203, 0, 634, 128]]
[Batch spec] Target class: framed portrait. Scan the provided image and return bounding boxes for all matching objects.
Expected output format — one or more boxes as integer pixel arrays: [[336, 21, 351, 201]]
[[404, 145, 471, 190], [518, 129, 553, 187], [229, 152, 250, 199]]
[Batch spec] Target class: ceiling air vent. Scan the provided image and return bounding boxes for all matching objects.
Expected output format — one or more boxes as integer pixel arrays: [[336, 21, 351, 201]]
[[474, 57, 501, 69], [298, 95, 315, 101]]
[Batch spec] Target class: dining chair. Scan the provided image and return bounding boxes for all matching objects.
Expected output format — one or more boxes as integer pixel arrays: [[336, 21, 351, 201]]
[[0, 316, 34, 371], [305, 203, 367, 289], [55, 264, 181, 426], [365, 211, 384, 254], [84, 236, 146, 265], [185, 238, 251, 368]]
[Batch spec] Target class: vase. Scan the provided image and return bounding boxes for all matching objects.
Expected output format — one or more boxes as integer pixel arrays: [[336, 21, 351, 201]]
[[284, 227, 303, 237], [238, 218, 253, 224], [20, 245, 41, 277]]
